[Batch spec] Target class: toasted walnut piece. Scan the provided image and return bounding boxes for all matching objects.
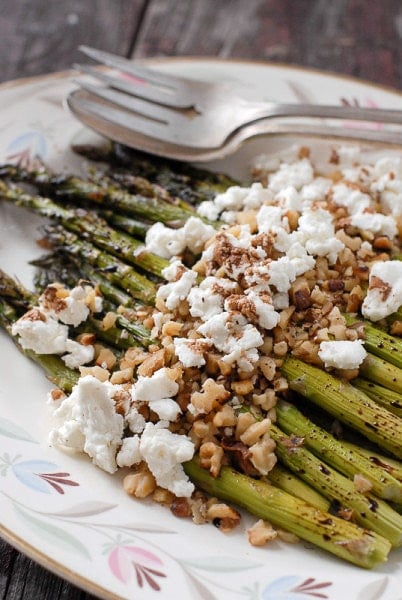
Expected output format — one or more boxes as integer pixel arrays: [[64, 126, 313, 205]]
[[120, 347, 149, 369], [123, 467, 156, 498], [199, 441, 224, 477], [137, 348, 166, 377], [258, 356, 277, 381], [110, 367, 134, 384], [276, 529, 300, 543], [273, 341, 288, 356], [213, 404, 236, 428], [373, 236, 393, 250], [153, 487, 175, 506], [187, 494, 208, 524], [79, 365, 110, 382], [292, 339, 321, 365], [96, 347, 117, 370], [170, 497, 192, 517], [102, 311, 117, 330], [217, 358, 233, 377], [112, 388, 132, 415], [273, 376, 288, 392], [240, 418, 271, 446], [231, 378, 254, 395], [76, 332, 96, 346], [353, 474, 373, 494], [235, 412, 256, 439], [249, 438, 277, 475], [190, 378, 230, 415], [206, 502, 241, 532], [252, 389, 277, 411], [49, 389, 66, 402], [248, 519, 278, 546], [390, 320, 402, 336], [162, 320, 183, 337], [191, 420, 217, 441]]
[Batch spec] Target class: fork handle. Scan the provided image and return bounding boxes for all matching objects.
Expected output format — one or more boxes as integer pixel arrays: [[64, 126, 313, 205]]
[[244, 101, 402, 125]]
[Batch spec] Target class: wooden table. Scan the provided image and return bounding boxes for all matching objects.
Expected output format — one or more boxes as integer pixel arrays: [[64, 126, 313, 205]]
[[0, 1, 401, 598]]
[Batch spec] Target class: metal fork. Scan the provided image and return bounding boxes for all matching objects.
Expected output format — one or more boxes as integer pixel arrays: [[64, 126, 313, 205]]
[[67, 46, 402, 159]]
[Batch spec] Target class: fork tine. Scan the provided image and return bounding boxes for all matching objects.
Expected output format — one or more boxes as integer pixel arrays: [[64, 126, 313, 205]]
[[76, 80, 184, 124], [74, 63, 193, 109], [67, 92, 178, 144], [79, 45, 190, 92]]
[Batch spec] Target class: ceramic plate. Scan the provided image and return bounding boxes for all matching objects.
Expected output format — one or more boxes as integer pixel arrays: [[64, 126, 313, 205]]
[[0, 59, 401, 600]]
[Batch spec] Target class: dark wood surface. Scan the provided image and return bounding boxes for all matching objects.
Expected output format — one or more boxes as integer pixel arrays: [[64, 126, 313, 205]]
[[0, 1, 401, 598]]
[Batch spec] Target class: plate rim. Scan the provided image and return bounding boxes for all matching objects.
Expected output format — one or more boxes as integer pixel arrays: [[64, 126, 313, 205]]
[[1, 55, 402, 599]]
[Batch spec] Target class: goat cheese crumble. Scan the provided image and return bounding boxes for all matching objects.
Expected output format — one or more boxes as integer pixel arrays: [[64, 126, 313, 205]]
[[318, 340, 367, 370]]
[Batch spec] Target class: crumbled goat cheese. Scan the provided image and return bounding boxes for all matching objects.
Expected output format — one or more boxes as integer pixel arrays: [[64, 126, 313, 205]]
[[145, 218, 215, 259], [246, 290, 280, 330], [161, 259, 185, 282], [139, 422, 195, 497], [198, 312, 263, 371], [156, 269, 197, 310], [182, 217, 216, 254], [12, 311, 69, 354], [149, 398, 181, 422], [256, 205, 289, 234], [268, 159, 314, 193], [362, 260, 402, 321], [296, 208, 344, 264], [49, 376, 124, 474], [41, 285, 91, 327], [188, 276, 237, 321], [371, 173, 402, 217], [300, 177, 332, 203], [197, 183, 272, 221], [132, 367, 179, 403], [350, 212, 397, 239], [62, 339, 94, 369], [174, 338, 207, 367], [145, 222, 186, 259], [126, 407, 146, 433], [332, 183, 372, 215], [116, 435, 142, 467], [318, 340, 367, 370]]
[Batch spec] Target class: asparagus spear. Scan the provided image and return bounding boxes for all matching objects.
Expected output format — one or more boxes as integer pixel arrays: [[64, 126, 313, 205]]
[[342, 442, 402, 484], [0, 164, 199, 226], [41, 227, 157, 304], [184, 457, 391, 568], [270, 424, 402, 547], [359, 354, 402, 395], [266, 463, 330, 511], [276, 400, 402, 502], [72, 143, 238, 205], [353, 378, 402, 418], [0, 180, 168, 278], [281, 356, 402, 459], [31, 251, 139, 310], [344, 314, 402, 369]]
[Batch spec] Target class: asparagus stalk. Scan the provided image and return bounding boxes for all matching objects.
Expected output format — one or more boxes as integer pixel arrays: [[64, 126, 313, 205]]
[[275, 400, 402, 502], [281, 356, 402, 459], [342, 442, 402, 484], [266, 463, 330, 511], [38, 225, 157, 304], [344, 314, 402, 369], [184, 457, 391, 568], [98, 210, 149, 239], [72, 143, 238, 205], [353, 378, 402, 418], [270, 424, 402, 547], [0, 180, 168, 278], [0, 164, 199, 226], [359, 354, 402, 394]]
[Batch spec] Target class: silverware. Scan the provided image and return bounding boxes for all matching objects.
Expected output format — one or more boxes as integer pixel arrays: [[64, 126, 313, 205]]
[[67, 46, 402, 161]]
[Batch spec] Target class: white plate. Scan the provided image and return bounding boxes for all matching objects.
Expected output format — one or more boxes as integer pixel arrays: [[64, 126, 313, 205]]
[[0, 60, 401, 600]]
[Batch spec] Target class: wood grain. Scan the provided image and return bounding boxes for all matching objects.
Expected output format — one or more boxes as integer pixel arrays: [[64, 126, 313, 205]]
[[133, 0, 402, 88], [0, 0, 147, 82]]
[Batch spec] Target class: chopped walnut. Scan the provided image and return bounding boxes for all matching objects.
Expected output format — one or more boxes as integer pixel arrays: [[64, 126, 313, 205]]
[[247, 519, 278, 546]]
